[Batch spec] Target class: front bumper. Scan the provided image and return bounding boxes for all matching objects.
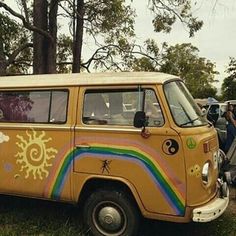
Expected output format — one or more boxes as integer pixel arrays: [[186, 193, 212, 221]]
[[192, 186, 229, 222]]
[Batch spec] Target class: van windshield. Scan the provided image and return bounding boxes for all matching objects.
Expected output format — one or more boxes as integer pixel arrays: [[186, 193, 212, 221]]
[[164, 80, 208, 127]]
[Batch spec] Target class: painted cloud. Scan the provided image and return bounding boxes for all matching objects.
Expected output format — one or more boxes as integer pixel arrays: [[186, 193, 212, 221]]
[[0, 132, 9, 143]]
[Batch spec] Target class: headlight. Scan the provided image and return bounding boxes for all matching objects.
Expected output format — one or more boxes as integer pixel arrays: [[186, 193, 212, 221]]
[[202, 162, 210, 184]]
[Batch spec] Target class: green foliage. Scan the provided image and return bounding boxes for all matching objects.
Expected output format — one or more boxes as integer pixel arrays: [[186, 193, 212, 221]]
[[57, 34, 73, 73], [145, 39, 160, 56], [85, 0, 136, 44], [148, 0, 203, 37], [222, 57, 236, 100], [0, 12, 19, 49], [81, 0, 203, 72], [122, 39, 161, 72], [152, 13, 176, 33], [0, 0, 204, 75], [0, 12, 32, 74], [160, 43, 218, 98], [132, 57, 156, 72], [130, 41, 217, 98]]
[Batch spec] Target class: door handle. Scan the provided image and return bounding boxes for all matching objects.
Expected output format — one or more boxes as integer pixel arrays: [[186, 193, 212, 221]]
[[76, 144, 91, 149]]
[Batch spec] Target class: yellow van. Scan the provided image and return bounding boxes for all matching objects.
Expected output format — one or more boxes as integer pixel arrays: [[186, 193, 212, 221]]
[[0, 72, 229, 236]]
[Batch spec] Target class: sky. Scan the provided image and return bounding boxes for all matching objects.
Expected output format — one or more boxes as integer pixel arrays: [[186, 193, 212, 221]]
[[5, 0, 236, 90]]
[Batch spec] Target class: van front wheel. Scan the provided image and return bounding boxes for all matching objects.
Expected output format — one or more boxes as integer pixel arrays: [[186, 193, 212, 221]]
[[83, 189, 139, 236]]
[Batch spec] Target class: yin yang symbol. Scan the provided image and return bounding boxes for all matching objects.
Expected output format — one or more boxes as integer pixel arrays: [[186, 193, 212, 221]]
[[162, 139, 179, 155]]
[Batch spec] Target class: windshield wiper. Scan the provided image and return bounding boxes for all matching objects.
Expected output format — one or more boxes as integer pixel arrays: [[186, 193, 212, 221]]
[[180, 117, 199, 127]]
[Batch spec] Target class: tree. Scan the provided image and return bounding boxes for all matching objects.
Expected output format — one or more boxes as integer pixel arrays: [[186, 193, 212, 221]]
[[221, 57, 236, 100], [0, 0, 59, 74], [57, 35, 73, 73], [0, 12, 32, 75], [160, 43, 218, 98], [148, 0, 203, 37], [129, 42, 218, 98], [79, 0, 203, 72], [0, 0, 203, 75], [33, 0, 58, 74]]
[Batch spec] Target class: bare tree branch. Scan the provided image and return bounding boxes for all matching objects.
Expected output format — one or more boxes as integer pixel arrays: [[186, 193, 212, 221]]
[[8, 43, 33, 65], [13, 60, 32, 67], [21, 0, 29, 23], [0, 2, 54, 42], [57, 61, 73, 65], [82, 43, 161, 72]]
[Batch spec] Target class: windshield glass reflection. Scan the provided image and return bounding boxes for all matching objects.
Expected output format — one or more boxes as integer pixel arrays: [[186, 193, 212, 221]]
[[164, 81, 208, 127]]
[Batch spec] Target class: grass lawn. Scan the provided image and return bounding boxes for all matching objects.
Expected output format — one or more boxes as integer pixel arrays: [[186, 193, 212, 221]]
[[0, 189, 235, 236]]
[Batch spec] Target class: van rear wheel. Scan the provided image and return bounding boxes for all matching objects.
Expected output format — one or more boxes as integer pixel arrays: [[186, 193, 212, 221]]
[[83, 189, 139, 236]]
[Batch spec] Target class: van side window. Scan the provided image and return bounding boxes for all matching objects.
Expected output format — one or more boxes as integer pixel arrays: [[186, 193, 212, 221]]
[[50, 91, 68, 123], [82, 89, 164, 127], [0, 90, 68, 123], [145, 89, 164, 127]]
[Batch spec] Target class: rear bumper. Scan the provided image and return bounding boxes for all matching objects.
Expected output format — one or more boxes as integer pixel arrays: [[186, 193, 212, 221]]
[[192, 188, 229, 222]]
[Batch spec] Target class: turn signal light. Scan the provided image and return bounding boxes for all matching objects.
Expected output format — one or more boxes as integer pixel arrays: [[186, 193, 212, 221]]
[[203, 142, 210, 153]]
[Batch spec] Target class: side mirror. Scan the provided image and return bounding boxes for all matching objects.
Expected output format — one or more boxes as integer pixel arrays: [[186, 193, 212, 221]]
[[133, 111, 146, 128]]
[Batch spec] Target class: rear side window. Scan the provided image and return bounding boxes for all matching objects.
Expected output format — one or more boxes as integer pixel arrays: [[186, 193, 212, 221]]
[[208, 104, 220, 115], [0, 90, 68, 123], [82, 89, 164, 127]]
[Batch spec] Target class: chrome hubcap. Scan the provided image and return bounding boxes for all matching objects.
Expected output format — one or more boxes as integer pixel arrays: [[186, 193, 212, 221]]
[[98, 206, 122, 231], [93, 202, 126, 235]]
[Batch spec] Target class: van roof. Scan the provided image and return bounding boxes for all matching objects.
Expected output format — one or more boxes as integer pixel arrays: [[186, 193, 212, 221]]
[[0, 72, 179, 88], [225, 100, 236, 104]]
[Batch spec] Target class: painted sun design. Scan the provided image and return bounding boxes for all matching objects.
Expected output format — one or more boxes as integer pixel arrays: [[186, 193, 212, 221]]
[[15, 130, 58, 180]]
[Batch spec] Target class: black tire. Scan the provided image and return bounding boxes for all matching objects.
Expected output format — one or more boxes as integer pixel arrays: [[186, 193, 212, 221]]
[[83, 189, 140, 236]]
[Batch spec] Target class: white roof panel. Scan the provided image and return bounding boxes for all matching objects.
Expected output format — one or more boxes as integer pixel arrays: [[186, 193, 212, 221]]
[[0, 72, 179, 88]]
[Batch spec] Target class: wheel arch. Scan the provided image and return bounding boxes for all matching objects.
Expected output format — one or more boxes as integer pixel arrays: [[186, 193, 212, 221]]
[[77, 176, 144, 216]]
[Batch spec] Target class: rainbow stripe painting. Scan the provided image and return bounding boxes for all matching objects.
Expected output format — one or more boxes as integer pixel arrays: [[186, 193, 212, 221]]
[[44, 137, 186, 216]]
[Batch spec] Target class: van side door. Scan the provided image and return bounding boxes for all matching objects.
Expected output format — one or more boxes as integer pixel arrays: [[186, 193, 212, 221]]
[[73, 85, 186, 217]]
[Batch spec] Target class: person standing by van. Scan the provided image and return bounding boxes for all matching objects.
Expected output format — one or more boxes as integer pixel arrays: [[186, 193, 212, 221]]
[[225, 103, 236, 152]]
